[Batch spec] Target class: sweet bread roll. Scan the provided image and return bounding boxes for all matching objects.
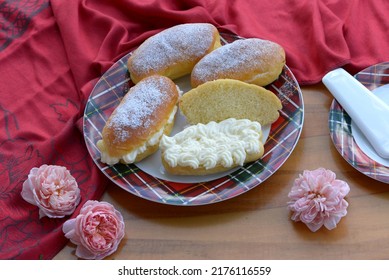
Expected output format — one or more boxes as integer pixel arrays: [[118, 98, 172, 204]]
[[179, 79, 282, 126], [191, 38, 285, 88], [160, 118, 264, 175], [127, 23, 221, 84], [97, 75, 179, 165]]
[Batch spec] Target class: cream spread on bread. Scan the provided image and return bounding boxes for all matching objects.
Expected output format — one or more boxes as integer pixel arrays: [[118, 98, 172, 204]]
[[160, 118, 263, 170]]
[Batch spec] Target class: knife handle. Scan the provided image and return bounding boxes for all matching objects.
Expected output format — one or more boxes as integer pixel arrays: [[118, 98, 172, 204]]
[[323, 68, 389, 159]]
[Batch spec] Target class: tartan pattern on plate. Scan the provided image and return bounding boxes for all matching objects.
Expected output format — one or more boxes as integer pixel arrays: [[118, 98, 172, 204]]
[[83, 33, 305, 205], [328, 62, 389, 183]]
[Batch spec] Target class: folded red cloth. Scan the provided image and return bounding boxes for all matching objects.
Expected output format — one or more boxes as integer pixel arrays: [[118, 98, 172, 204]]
[[0, 0, 388, 259], [0, 1, 107, 260], [51, 0, 389, 87]]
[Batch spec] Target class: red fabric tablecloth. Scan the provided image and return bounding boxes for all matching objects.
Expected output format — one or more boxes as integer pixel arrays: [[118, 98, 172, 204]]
[[1, 0, 388, 259]]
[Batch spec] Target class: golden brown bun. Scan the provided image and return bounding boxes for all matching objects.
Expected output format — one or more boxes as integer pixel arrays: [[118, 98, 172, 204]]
[[97, 75, 179, 164], [97, 119, 175, 164], [179, 79, 282, 126], [161, 144, 264, 176], [127, 23, 221, 84], [191, 38, 285, 88]]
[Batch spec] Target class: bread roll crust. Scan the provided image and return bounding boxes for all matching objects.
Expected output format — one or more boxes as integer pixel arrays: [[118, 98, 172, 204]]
[[127, 23, 221, 84], [191, 38, 285, 88], [97, 75, 179, 163]]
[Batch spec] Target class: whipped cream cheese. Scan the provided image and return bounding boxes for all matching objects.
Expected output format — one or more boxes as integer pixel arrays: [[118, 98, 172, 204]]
[[160, 118, 263, 170], [99, 106, 177, 165]]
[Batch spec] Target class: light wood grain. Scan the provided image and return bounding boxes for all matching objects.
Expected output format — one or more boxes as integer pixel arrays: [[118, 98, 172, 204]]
[[54, 83, 389, 260]]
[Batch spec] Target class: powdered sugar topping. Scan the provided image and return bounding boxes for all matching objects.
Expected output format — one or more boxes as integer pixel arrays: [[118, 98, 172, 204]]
[[108, 76, 170, 142], [130, 23, 216, 76], [192, 38, 282, 81]]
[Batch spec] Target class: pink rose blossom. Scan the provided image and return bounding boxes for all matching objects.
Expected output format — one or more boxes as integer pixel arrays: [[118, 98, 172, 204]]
[[21, 164, 81, 219], [287, 168, 350, 232], [63, 200, 125, 260]]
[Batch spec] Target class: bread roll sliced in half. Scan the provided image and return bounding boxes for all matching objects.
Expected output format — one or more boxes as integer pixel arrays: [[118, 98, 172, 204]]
[[97, 75, 179, 165], [179, 79, 282, 126], [127, 23, 221, 84], [160, 118, 264, 175], [191, 38, 285, 88]]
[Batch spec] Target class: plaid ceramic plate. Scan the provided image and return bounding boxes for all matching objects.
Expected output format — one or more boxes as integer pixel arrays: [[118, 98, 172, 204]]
[[83, 33, 304, 205], [329, 62, 389, 183]]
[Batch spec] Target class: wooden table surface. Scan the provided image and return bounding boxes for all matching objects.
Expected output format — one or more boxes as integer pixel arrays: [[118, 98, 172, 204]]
[[54, 83, 389, 260]]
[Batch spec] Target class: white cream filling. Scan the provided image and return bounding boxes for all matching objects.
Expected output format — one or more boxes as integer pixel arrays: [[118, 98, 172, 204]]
[[100, 106, 177, 165], [160, 118, 263, 170], [244, 72, 267, 84]]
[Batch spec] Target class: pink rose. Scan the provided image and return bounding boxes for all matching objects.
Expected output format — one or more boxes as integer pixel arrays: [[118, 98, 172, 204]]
[[21, 164, 81, 218], [287, 168, 350, 232], [63, 200, 125, 260]]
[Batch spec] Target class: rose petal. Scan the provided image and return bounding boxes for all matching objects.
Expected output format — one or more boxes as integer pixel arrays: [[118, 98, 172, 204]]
[[21, 175, 37, 206], [306, 221, 323, 232], [76, 244, 98, 260], [287, 168, 350, 232], [63, 219, 78, 242], [21, 165, 81, 218], [323, 215, 340, 230], [62, 200, 125, 260]]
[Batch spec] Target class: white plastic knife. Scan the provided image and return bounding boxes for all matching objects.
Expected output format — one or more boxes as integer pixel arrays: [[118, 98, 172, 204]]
[[322, 68, 389, 159]]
